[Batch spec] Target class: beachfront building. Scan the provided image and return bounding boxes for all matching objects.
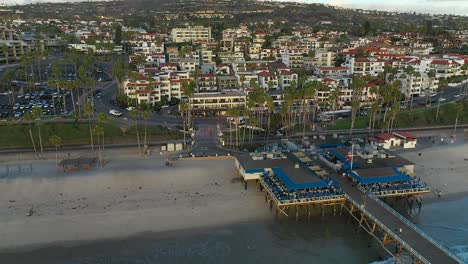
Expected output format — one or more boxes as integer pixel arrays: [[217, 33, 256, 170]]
[[191, 89, 247, 115], [123, 71, 192, 104], [171, 26, 212, 43]]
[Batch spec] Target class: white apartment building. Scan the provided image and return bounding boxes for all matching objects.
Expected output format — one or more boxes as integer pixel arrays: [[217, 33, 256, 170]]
[[397, 73, 439, 97], [131, 41, 164, 54], [123, 71, 192, 104], [171, 26, 212, 43], [278, 70, 298, 89], [191, 89, 247, 115], [281, 53, 304, 68], [314, 50, 336, 67], [348, 57, 385, 76], [0, 27, 33, 64]]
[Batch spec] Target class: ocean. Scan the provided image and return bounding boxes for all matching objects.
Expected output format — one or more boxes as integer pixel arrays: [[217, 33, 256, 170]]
[[1, 198, 467, 264]]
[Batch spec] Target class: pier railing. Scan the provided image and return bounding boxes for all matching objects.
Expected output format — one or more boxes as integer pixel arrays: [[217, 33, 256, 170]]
[[368, 193, 463, 263], [344, 193, 431, 264], [371, 187, 431, 197]]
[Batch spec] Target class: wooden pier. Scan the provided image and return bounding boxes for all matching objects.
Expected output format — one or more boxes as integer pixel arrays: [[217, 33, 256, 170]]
[[257, 173, 462, 264]]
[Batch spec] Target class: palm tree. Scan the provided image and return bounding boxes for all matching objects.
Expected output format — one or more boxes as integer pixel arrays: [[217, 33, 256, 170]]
[[369, 102, 379, 135], [328, 88, 342, 122], [284, 86, 295, 136], [130, 108, 142, 153], [142, 109, 152, 148], [32, 107, 44, 158], [436, 78, 448, 121], [349, 76, 366, 137], [179, 101, 189, 147], [84, 102, 95, 154], [112, 59, 126, 95], [97, 112, 107, 153], [1, 69, 14, 105], [181, 81, 196, 130], [93, 125, 104, 168], [49, 135, 63, 166], [2, 44, 9, 65], [51, 61, 62, 107], [426, 70, 436, 106], [403, 66, 415, 110], [24, 112, 38, 156], [453, 102, 464, 137], [265, 95, 274, 146], [68, 80, 79, 117]]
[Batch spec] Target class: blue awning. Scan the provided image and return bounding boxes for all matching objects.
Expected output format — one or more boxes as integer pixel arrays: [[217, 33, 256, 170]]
[[348, 167, 411, 184], [271, 167, 328, 191]]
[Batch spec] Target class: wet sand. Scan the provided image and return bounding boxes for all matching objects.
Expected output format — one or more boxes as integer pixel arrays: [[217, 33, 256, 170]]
[[0, 152, 270, 251], [399, 141, 468, 203]]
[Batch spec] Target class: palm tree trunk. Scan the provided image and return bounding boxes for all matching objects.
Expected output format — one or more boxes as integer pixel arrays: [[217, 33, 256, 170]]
[[229, 120, 232, 148], [453, 111, 459, 136], [102, 132, 105, 167], [28, 125, 38, 156], [89, 117, 94, 153], [144, 118, 148, 147], [266, 111, 270, 146], [70, 88, 77, 115], [236, 121, 239, 147], [436, 99, 441, 121], [135, 120, 141, 153], [37, 121, 44, 158], [55, 146, 58, 166]]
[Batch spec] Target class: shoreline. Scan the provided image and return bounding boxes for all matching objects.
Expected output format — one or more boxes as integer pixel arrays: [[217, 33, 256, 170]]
[[0, 156, 271, 252]]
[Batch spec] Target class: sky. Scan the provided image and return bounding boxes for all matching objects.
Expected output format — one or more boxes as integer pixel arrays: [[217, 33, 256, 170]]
[[281, 0, 468, 15], [0, 0, 467, 16]]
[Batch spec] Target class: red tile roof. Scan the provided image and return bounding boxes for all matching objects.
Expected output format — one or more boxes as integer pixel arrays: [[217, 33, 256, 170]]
[[375, 133, 394, 141], [257, 71, 276, 78], [393, 131, 416, 140], [375, 133, 393, 140]]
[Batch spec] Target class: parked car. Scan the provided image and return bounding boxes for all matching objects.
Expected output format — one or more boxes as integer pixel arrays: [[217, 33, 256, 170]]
[[109, 109, 122, 116]]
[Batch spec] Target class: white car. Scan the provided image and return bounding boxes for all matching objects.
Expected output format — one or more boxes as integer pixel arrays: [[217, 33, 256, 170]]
[[161, 105, 169, 109], [109, 109, 122, 116], [126, 106, 134, 111], [454, 94, 462, 98], [438, 97, 447, 102]]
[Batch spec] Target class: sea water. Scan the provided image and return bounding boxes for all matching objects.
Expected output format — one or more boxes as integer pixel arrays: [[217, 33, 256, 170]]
[[1, 198, 467, 264]]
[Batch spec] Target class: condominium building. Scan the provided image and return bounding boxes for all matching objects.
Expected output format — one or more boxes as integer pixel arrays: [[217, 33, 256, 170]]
[[191, 89, 247, 115], [0, 27, 32, 64], [171, 26, 212, 43], [123, 71, 192, 104], [348, 57, 385, 76]]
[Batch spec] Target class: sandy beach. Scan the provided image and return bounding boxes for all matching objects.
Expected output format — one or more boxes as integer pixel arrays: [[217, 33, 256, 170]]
[[399, 140, 468, 202], [0, 151, 270, 251]]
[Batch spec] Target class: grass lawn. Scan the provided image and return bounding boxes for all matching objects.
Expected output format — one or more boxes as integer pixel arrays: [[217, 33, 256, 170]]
[[327, 99, 468, 130], [0, 121, 182, 149]]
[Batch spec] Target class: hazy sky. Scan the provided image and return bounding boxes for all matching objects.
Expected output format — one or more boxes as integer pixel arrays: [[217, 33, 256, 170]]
[[1, 0, 467, 15]]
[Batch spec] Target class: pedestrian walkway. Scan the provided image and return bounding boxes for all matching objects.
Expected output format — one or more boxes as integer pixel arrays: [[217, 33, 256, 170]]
[[337, 176, 462, 264]]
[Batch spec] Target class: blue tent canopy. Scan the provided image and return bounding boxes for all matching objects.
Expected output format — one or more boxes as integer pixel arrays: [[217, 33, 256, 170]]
[[245, 168, 265, 174], [348, 167, 411, 184], [271, 167, 328, 191]]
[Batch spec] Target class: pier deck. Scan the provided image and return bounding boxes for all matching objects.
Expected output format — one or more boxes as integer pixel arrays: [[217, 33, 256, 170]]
[[336, 176, 461, 264]]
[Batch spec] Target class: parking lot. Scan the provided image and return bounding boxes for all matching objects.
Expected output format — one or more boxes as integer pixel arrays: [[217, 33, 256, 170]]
[[0, 86, 74, 119]]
